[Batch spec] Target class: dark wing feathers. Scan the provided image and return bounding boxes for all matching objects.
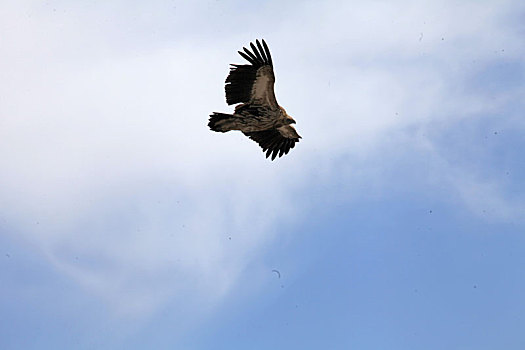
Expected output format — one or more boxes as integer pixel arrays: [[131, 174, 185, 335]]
[[224, 64, 257, 105], [261, 40, 273, 67], [250, 42, 264, 63], [225, 39, 274, 106], [238, 50, 255, 65], [244, 128, 300, 161], [256, 40, 268, 63], [242, 46, 259, 64]]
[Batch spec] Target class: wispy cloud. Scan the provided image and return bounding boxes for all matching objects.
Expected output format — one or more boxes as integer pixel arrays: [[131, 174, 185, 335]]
[[1, 0, 524, 324]]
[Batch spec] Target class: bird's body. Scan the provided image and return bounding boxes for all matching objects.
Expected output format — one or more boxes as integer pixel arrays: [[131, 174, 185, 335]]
[[208, 39, 301, 160]]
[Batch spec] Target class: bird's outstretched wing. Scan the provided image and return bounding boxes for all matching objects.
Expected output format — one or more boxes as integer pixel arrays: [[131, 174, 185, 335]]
[[244, 125, 301, 160], [225, 39, 278, 109]]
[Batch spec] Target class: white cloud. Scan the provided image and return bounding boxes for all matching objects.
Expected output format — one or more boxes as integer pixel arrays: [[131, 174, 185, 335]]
[[1, 0, 524, 321]]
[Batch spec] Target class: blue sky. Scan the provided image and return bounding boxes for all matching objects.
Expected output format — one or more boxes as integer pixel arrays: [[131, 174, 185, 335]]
[[1, 0, 524, 349]]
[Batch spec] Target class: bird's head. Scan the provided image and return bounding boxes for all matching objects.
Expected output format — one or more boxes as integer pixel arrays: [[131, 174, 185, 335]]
[[280, 107, 296, 125], [285, 116, 296, 125]]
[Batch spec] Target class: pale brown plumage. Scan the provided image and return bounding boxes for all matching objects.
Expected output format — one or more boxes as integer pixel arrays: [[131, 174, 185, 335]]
[[208, 39, 301, 160]]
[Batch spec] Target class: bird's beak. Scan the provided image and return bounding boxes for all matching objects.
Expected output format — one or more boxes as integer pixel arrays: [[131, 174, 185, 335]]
[[290, 119, 296, 124]]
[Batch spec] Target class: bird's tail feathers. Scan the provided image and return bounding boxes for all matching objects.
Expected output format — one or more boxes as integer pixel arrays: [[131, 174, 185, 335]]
[[208, 113, 238, 132]]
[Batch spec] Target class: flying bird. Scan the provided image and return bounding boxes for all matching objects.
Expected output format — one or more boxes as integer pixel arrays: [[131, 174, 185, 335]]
[[208, 39, 301, 160]]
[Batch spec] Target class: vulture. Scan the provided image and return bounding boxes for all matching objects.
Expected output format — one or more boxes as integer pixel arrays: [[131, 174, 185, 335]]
[[208, 39, 301, 160]]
